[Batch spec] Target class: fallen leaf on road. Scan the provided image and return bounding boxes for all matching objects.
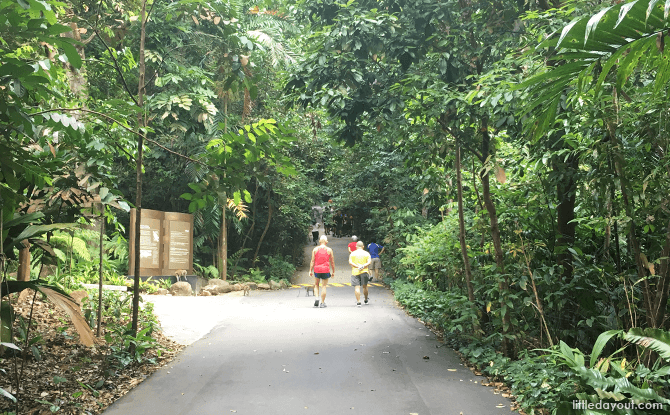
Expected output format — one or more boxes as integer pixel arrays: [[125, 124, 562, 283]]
[[422, 356, 429, 359], [496, 404, 505, 408], [447, 369, 457, 372], [314, 352, 319, 354], [230, 411, 237, 413]]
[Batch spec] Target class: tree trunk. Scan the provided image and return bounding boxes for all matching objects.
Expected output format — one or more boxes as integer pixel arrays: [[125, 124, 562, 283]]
[[17, 242, 31, 281], [554, 152, 578, 281], [606, 121, 649, 328], [219, 96, 229, 280], [61, 22, 88, 99], [131, 0, 147, 339], [253, 186, 272, 265], [97, 209, 104, 337], [219, 202, 227, 280], [455, 142, 475, 303], [480, 122, 511, 357], [233, 180, 259, 276]]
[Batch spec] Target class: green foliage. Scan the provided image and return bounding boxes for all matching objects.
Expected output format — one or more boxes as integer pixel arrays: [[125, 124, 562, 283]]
[[244, 267, 267, 284], [83, 291, 162, 369], [397, 215, 461, 290], [263, 255, 295, 281], [193, 263, 219, 280], [392, 279, 573, 413], [519, 0, 670, 139], [391, 280, 480, 336], [547, 329, 670, 414]]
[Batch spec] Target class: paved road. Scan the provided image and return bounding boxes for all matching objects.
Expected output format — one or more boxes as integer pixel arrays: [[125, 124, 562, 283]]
[[103, 231, 517, 415]]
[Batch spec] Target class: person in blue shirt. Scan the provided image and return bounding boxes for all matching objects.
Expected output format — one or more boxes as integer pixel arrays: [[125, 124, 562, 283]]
[[367, 242, 385, 282]]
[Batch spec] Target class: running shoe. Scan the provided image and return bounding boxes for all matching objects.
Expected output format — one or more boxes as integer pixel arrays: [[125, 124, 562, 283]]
[[319, 303, 327, 308], [364, 298, 369, 304], [314, 300, 319, 307], [357, 302, 362, 307]]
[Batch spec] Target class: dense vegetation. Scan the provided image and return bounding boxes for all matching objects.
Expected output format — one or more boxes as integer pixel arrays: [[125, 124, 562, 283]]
[[3, 0, 670, 413]]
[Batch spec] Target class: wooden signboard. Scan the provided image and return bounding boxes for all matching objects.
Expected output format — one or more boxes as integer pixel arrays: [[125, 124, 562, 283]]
[[128, 209, 193, 276]]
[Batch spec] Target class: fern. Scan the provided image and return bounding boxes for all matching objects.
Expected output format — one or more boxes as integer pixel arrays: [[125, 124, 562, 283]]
[[49, 234, 92, 262], [551, 329, 670, 413]]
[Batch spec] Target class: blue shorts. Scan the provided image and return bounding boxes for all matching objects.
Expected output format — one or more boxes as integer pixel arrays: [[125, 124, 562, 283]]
[[314, 273, 330, 279]]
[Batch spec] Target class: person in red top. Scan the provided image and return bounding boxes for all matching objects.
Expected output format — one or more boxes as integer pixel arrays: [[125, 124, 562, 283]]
[[309, 235, 335, 308], [348, 235, 359, 253]]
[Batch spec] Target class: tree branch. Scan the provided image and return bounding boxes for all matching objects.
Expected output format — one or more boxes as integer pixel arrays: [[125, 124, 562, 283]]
[[89, 27, 140, 107], [29, 108, 210, 168], [437, 116, 484, 161]]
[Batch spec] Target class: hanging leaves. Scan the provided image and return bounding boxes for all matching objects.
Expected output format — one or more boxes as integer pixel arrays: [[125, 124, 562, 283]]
[[494, 165, 506, 184]]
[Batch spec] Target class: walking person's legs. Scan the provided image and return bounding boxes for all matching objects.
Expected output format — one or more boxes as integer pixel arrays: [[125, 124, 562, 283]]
[[313, 277, 321, 307], [319, 277, 328, 307], [351, 273, 362, 306], [370, 258, 382, 282]]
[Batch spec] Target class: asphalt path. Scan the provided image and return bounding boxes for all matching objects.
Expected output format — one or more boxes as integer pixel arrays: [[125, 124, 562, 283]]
[[103, 228, 517, 415]]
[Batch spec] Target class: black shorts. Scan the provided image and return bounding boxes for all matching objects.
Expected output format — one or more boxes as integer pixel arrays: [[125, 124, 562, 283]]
[[314, 273, 330, 279]]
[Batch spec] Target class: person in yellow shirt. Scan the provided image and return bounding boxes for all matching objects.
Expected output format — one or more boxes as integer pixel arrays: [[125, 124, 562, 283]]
[[348, 241, 372, 307]]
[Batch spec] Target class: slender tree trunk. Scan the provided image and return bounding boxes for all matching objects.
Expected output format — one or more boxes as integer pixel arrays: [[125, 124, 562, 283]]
[[480, 122, 511, 357], [17, 242, 30, 281], [61, 22, 88, 100], [219, 96, 229, 280], [472, 159, 486, 248], [253, 187, 272, 264], [554, 152, 578, 281], [606, 121, 649, 328], [131, 0, 147, 339], [97, 209, 104, 337], [455, 142, 475, 303], [219, 204, 227, 280], [233, 180, 259, 275]]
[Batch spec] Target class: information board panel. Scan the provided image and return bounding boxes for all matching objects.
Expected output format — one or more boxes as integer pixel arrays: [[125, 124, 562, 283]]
[[128, 209, 193, 276], [164, 212, 193, 272]]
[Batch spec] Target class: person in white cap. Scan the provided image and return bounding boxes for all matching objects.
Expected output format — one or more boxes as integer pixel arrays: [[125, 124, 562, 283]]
[[348, 235, 358, 253]]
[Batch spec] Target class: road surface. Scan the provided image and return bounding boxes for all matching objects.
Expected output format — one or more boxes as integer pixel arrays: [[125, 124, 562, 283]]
[[103, 228, 516, 415]]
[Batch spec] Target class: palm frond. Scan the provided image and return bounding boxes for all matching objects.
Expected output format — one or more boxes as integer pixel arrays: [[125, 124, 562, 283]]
[[519, 0, 670, 139], [247, 29, 296, 66], [226, 198, 249, 220], [624, 328, 670, 361]]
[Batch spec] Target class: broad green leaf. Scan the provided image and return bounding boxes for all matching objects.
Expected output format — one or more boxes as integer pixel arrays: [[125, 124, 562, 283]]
[[557, 20, 580, 49], [624, 328, 670, 361], [56, 40, 82, 69], [585, 7, 614, 46], [589, 330, 623, 368]]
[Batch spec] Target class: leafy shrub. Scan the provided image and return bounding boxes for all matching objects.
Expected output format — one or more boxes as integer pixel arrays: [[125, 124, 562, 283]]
[[391, 279, 480, 335], [396, 215, 461, 290], [193, 263, 219, 279], [392, 279, 575, 413], [547, 329, 670, 414], [263, 255, 295, 281], [82, 291, 161, 369]]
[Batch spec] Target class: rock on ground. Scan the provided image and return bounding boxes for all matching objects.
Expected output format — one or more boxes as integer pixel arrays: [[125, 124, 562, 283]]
[[169, 281, 192, 296]]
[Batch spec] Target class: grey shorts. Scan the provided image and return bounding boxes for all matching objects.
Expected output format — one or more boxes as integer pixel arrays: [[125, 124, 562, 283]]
[[351, 272, 370, 286], [369, 258, 382, 270]]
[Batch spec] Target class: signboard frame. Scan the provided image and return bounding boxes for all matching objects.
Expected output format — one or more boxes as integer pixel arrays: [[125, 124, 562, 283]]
[[128, 208, 194, 276]]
